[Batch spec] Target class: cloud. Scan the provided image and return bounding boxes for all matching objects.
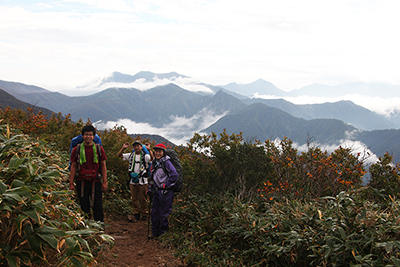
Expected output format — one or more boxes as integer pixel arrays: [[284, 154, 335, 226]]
[[255, 93, 400, 117], [1, 1, 399, 92], [94, 108, 228, 145], [294, 139, 379, 166]]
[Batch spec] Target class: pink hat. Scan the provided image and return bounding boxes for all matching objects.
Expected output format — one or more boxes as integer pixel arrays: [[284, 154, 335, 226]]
[[153, 143, 166, 151]]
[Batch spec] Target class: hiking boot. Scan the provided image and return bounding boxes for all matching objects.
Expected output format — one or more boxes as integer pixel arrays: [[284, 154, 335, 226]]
[[127, 215, 134, 222]]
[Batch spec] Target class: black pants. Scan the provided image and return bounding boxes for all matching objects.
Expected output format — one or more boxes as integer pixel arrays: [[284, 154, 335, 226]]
[[76, 180, 104, 222]]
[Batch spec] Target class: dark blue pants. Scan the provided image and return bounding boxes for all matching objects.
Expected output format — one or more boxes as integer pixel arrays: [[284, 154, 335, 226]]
[[76, 180, 104, 222], [151, 190, 174, 237]]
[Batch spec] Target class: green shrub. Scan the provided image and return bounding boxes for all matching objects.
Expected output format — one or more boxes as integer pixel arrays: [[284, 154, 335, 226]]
[[167, 189, 400, 266], [0, 124, 113, 266], [369, 152, 400, 201]]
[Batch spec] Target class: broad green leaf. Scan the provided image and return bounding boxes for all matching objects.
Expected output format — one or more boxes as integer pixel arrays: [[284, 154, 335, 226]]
[[65, 237, 77, 247], [354, 255, 362, 262], [100, 234, 115, 246], [75, 236, 90, 251], [391, 256, 400, 267], [15, 214, 29, 235], [0, 181, 7, 194], [67, 229, 98, 236], [27, 235, 44, 259], [8, 155, 24, 169], [35, 176, 56, 186], [31, 146, 41, 153], [28, 160, 36, 176], [65, 237, 80, 257], [7, 186, 33, 198], [22, 210, 40, 224], [3, 193, 23, 202], [39, 170, 61, 178], [37, 233, 58, 250], [76, 251, 94, 262], [11, 179, 25, 188], [338, 227, 346, 240], [70, 256, 84, 267], [0, 205, 12, 212], [5, 255, 17, 267], [386, 242, 393, 253], [29, 200, 45, 213], [38, 225, 67, 237]]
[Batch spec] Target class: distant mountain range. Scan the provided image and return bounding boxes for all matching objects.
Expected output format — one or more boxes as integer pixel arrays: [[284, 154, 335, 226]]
[[223, 79, 400, 98], [1, 71, 400, 163], [0, 88, 57, 118]]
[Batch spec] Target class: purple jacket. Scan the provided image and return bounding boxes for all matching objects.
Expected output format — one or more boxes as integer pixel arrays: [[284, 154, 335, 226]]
[[151, 155, 179, 189]]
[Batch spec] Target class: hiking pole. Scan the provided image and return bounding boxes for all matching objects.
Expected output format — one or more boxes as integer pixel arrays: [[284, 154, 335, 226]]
[[147, 191, 152, 240]]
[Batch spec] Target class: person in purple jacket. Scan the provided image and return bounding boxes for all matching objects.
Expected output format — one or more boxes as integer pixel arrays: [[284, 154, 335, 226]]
[[148, 143, 178, 238]]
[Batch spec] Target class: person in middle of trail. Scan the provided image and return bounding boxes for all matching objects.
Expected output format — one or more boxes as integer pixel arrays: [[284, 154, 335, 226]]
[[148, 143, 178, 238], [118, 140, 151, 221]]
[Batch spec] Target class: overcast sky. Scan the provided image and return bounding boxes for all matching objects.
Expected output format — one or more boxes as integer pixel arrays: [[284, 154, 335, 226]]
[[1, 0, 399, 92]]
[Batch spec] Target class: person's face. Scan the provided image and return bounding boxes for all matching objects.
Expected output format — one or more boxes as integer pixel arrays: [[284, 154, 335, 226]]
[[82, 132, 94, 145], [154, 149, 164, 159], [133, 144, 142, 153]]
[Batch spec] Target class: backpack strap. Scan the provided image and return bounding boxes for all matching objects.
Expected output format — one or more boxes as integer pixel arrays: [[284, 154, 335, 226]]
[[76, 143, 102, 168], [161, 161, 170, 177], [75, 143, 102, 207], [128, 152, 149, 177], [128, 152, 142, 171]]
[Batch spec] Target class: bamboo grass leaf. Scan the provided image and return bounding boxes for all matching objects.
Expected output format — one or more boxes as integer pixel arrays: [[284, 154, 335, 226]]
[[22, 210, 40, 224], [15, 214, 29, 235], [37, 233, 58, 250], [5, 255, 17, 267], [338, 227, 346, 240], [27, 235, 44, 259], [0, 181, 7, 194], [9, 155, 24, 169]]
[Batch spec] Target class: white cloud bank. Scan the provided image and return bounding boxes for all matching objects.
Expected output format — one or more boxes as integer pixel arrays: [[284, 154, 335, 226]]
[[94, 108, 228, 145]]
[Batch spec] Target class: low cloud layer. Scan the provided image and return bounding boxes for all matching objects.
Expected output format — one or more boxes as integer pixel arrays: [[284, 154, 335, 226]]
[[295, 139, 379, 166], [94, 108, 228, 145]]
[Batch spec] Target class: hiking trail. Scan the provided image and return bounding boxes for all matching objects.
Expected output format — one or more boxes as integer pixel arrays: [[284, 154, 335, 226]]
[[97, 216, 185, 267]]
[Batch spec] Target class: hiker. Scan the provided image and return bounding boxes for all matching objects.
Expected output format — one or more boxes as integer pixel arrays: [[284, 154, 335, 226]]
[[69, 132, 102, 170], [69, 125, 107, 222], [118, 140, 151, 221], [148, 143, 178, 238]]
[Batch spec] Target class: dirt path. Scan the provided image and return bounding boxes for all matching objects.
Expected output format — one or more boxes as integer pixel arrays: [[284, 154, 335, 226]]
[[97, 216, 186, 267]]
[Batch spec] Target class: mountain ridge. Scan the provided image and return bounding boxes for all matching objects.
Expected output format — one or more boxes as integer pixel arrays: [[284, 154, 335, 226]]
[[2, 72, 400, 163]]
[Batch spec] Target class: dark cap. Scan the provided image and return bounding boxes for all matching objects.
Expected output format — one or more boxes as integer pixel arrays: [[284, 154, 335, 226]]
[[132, 140, 142, 146]]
